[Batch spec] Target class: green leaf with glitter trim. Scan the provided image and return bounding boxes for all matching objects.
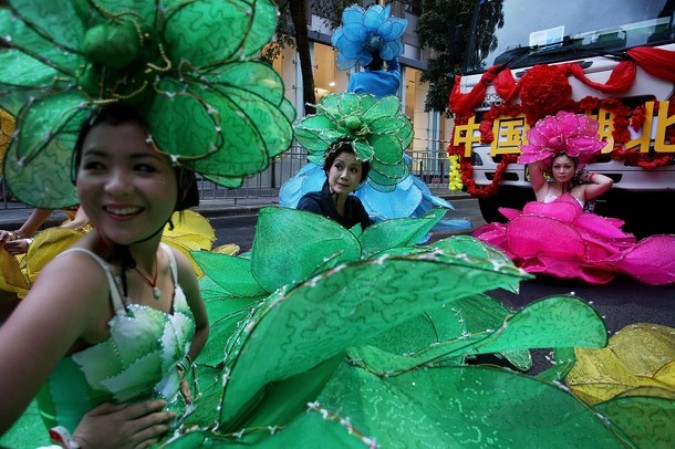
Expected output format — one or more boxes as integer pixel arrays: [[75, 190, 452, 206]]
[[218, 252, 527, 426], [192, 251, 265, 298], [250, 207, 361, 292], [359, 208, 445, 257]]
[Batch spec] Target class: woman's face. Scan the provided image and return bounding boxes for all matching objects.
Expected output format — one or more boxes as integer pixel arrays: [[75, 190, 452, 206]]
[[551, 154, 576, 183], [76, 120, 178, 245], [327, 151, 364, 195]]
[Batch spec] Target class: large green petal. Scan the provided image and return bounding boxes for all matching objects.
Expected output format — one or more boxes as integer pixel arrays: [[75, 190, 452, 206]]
[[352, 138, 375, 162], [191, 96, 289, 177], [478, 295, 608, 353], [368, 158, 409, 188], [359, 209, 445, 258], [164, 0, 277, 65], [151, 84, 290, 177], [361, 94, 401, 123], [279, 97, 296, 123], [317, 91, 361, 118], [314, 366, 625, 448], [209, 62, 285, 108], [2, 0, 86, 70], [351, 295, 605, 374], [3, 91, 88, 208], [397, 116, 415, 148], [199, 293, 262, 367], [148, 82, 221, 160], [219, 251, 526, 426], [595, 396, 675, 449], [191, 251, 265, 298], [250, 207, 361, 292], [431, 235, 519, 272], [369, 114, 411, 137], [367, 132, 406, 164], [0, 49, 60, 89]]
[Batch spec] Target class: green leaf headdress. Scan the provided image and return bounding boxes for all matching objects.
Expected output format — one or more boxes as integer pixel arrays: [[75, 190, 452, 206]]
[[294, 92, 413, 192], [0, 0, 295, 208]]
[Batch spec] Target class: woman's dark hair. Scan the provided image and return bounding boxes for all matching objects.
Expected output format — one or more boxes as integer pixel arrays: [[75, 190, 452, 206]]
[[71, 103, 198, 211], [552, 151, 578, 167], [323, 141, 370, 183]]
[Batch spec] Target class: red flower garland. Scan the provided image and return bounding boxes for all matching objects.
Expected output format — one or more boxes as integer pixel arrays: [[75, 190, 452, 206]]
[[519, 65, 574, 124], [462, 97, 674, 195], [449, 62, 675, 197]]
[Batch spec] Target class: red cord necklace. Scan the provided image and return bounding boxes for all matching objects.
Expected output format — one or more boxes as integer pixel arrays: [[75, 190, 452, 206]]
[[133, 256, 161, 300]]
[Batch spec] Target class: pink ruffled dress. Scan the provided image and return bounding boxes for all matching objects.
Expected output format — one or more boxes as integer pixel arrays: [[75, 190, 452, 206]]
[[473, 194, 675, 285]]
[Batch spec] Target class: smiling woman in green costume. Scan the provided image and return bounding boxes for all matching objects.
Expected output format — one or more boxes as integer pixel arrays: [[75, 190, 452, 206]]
[[0, 0, 293, 447]]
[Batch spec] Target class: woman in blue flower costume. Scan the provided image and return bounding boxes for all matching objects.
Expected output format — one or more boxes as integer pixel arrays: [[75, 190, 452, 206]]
[[280, 3, 472, 233], [297, 141, 374, 230]]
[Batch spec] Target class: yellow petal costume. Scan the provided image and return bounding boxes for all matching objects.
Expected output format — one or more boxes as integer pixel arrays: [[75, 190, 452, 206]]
[[567, 323, 675, 405], [0, 210, 221, 299]]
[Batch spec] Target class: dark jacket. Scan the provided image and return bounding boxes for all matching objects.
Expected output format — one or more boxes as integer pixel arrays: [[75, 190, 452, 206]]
[[297, 181, 372, 230]]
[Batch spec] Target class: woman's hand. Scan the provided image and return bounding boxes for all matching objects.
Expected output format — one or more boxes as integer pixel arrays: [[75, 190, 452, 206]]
[[3, 238, 30, 255], [577, 170, 595, 184], [0, 230, 20, 244], [535, 159, 550, 175], [72, 400, 175, 449]]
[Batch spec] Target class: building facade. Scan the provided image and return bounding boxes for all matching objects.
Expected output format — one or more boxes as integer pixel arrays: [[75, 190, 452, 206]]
[[267, 0, 453, 185]]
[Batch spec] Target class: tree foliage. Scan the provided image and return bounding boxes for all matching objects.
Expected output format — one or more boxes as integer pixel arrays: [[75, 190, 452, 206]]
[[268, 0, 355, 115], [417, 0, 475, 114]]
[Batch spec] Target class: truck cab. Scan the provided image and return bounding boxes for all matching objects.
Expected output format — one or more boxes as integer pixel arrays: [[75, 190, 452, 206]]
[[451, 0, 675, 237]]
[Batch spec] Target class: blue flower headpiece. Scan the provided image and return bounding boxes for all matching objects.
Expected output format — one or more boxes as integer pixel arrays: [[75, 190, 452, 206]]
[[331, 3, 408, 71]]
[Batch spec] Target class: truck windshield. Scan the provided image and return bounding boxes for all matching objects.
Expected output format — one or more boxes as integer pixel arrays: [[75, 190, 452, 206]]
[[464, 0, 674, 74]]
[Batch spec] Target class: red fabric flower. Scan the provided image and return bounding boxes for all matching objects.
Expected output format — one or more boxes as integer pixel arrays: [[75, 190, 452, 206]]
[[519, 65, 573, 123], [578, 96, 600, 111], [631, 105, 646, 132]]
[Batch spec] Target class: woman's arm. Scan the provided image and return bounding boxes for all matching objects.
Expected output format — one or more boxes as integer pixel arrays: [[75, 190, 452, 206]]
[[528, 161, 549, 200], [0, 252, 105, 435], [0, 208, 53, 243], [1, 250, 178, 447], [579, 171, 613, 201], [297, 195, 323, 215], [72, 400, 175, 449], [61, 207, 89, 231]]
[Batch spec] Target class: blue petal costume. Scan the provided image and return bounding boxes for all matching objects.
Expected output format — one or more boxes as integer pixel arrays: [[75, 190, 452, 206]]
[[280, 4, 471, 233], [347, 58, 401, 98]]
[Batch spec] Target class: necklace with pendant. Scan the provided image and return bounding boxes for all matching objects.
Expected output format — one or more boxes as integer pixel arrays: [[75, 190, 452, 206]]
[[132, 255, 161, 300]]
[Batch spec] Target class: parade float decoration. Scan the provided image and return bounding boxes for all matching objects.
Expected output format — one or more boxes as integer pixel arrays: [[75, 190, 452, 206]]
[[447, 47, 675, 196]]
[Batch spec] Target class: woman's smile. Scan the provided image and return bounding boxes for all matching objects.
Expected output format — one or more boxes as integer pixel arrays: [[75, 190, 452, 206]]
[[77, 121, 178, 245]]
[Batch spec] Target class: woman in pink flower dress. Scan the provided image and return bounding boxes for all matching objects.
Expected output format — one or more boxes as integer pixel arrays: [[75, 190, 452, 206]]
[[473, 111, 675, 285]]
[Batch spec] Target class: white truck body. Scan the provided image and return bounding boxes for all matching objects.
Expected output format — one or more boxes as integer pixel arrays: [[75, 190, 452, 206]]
[[455, 0, 675, 236]]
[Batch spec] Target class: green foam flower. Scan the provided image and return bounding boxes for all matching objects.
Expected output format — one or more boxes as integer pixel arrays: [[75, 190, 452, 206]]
[[157, 207, 657, 447], [294, 92, 414, 192], [0, 0, 295, 208]]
